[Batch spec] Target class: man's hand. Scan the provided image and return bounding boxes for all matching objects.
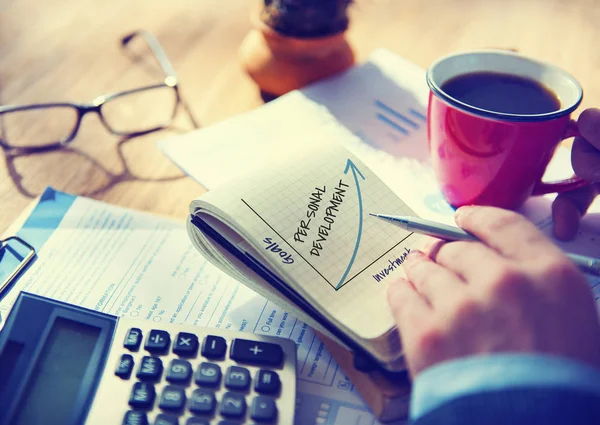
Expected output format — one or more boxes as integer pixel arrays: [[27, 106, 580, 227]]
[[553, 108, 600, 241], [387, 206, 600, 378]]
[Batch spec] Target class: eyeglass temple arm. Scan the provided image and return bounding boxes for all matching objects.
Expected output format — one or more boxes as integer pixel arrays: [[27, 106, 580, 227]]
[[121, 30, 200, 130], [121, 30, 178, 82]]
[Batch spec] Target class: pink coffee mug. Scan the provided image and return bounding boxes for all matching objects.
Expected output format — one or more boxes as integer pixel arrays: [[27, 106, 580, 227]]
[[426, 50, 588, 210]]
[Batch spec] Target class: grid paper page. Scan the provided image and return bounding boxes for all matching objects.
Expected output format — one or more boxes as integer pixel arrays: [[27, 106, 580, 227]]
[[194, 131, 427, 342]]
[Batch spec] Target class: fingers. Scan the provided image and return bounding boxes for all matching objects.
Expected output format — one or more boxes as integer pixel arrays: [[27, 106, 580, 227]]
[[387, 278, 433, 355], [402, 250, 465, 307], [387, 279, 433, 332], [572, 137, 600, 182], [432, 240, 507, 283], [552, 183, 600, 241], [577, 108, 600, 151], [455, 206, 563, 261]]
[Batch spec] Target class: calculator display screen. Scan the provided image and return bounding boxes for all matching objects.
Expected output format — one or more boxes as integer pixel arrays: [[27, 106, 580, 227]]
[[12, 317, 101, 425]]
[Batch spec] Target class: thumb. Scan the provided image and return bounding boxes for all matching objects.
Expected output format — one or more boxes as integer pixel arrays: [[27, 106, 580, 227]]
[[552, 182, 600, 241], [572, 137, 600, 182]]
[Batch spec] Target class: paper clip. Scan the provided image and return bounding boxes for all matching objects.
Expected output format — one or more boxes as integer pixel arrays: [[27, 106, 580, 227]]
[[0, 236, 36, 296]]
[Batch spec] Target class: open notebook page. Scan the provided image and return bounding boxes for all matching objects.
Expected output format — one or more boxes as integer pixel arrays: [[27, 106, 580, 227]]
[[189, 131, 427, 347]]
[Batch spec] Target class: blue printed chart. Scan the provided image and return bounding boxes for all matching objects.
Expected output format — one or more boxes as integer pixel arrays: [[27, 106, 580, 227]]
[[374, 99, 426, 141]]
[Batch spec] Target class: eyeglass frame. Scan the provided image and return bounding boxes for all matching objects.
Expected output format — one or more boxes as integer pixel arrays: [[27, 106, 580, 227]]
[[0, 236, 36, 298], [0, 30, 194, 154]]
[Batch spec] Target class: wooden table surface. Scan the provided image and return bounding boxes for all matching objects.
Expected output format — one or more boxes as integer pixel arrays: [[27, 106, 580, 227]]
[[1, 0, 599, 233]]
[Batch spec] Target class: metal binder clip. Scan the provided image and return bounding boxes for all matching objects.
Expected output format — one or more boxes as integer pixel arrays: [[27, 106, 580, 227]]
[[0, 236, 36, 296]]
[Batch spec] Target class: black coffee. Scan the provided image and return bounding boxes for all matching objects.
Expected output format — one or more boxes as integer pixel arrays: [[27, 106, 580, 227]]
[[441, 71, 561, 114]]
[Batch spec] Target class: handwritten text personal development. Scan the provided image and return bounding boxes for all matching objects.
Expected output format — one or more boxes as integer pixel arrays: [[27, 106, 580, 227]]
[[292, 180, 350, 257]]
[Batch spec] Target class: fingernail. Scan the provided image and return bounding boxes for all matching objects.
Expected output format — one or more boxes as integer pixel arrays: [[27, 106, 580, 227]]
[[405, 249, 425, 263], [454, 206, 470, 225]]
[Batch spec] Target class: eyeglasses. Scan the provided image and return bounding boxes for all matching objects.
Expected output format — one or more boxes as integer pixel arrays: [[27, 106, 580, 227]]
[[0, 30, 196, 154]]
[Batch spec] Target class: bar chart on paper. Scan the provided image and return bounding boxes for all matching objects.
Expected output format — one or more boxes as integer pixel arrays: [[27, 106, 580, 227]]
[[374, 99, 426, 141]]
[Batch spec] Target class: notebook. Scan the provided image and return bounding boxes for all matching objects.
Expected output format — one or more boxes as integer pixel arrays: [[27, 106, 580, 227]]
[[186, 128, 429, 372]]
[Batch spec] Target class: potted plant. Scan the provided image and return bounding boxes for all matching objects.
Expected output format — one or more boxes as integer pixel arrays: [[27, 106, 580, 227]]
[[239, 0, 356, 97]]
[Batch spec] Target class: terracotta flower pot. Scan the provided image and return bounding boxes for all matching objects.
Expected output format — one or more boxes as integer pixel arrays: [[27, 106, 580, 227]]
[[239, 3, 356, 97]]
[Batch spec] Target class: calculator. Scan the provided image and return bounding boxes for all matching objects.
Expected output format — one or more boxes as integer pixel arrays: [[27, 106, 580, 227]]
[[0, 292, 297, 425]]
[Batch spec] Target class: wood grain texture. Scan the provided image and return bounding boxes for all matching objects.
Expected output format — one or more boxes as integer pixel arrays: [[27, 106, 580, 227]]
[[1, 0, 599, 232]]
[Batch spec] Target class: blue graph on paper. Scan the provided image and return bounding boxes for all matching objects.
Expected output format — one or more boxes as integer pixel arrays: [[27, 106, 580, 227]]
[[374, 99, 426, 140]]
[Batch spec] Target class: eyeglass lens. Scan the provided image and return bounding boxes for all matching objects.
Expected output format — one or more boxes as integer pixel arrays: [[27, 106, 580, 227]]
[[0, 85, 178, 149], [0, 106, 79, 148], [100, 85, 178, 135]]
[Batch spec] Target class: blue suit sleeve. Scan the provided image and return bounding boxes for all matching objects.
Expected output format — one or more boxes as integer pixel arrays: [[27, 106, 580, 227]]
[[410, 354, 600, 424]]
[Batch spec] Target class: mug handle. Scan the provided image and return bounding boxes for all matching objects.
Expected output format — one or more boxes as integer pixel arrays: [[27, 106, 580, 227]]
[[532, 120, 589, 195]]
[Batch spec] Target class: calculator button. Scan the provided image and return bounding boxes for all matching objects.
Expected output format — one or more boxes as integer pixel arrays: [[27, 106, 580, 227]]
[[159, 385, 186, 411], [123, 410, 148, 425], [115, 354, 135, 379], [185, 419, 209, 425], [145, 330, 171, 354], [137, 356, 163, 381], [225, 366, 250, 391], [230, 339, 283, 366], [173, 332, 199, 357], [254, 370, 280, 394], [189, 388, 216, 414], [220, 392, 246, 418], [251, 396, 277, 422], [129, 382, 156, 408], [194, 362, 221, 387], [124, 328, 143, 351], [166, 359, 192, 384], [154, 413, 179, 425], [201, 335, 226, 359]]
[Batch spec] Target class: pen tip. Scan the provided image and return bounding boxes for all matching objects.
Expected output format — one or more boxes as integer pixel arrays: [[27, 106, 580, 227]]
[[368, 213, 378, 217]]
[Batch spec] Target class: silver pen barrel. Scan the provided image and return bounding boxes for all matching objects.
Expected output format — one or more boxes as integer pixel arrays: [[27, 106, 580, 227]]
[[404, 217, 477, 242]]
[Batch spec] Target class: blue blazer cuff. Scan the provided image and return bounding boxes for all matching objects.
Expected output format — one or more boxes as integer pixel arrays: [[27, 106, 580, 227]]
[[410, 353, 600, 421]]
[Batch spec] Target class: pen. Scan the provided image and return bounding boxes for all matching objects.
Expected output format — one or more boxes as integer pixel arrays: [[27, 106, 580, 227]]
[[369, 213, 600, 277]]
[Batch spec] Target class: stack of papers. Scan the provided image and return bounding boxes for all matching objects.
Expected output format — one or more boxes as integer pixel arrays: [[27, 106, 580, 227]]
[[1, 187, 391, 425]]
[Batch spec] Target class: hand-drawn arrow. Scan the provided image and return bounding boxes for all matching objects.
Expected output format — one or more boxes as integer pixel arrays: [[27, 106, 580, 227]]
[[336, 159, 366, 289]]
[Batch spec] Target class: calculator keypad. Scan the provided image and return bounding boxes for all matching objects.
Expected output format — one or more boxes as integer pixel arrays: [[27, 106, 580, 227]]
[[194, 362, 221, 387], [167, 359, 193, 384], [99, 323, 295, 425], [254, 370, 280, 395], [137, 356, 163, 381], [189, 389, 216, 415], [145, 330, 171, 354], [225, 366, 250, 391], [159, 385, 187, 411], [116, 354, 135, 379], [155, 413, 179, 425], [173, 332, 199, 357], [230, 339, 283, 366], [124, 328, 143, 351], [185, 418, 209, 425], [129, 382, 156, 408], [219, 392, 246, 418], [123, 410, 148, 425], [251, 396, 278, 422], [201, 335, 227, 359]]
